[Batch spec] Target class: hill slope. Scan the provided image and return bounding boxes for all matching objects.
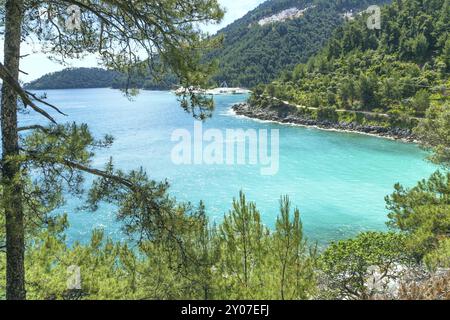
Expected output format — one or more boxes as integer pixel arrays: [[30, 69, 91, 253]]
[[207, 0, 391, 88], [244, 0, 449, 131], [25, 67, 177, 91], [27, 0, 392, 90], [25, 68, 121, 90]]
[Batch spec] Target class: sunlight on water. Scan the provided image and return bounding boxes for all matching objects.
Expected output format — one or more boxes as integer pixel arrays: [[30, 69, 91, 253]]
[[23, 89, 437, 245]]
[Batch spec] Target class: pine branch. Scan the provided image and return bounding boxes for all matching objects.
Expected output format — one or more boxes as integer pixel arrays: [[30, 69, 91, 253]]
[[0, 62, 57, 124], [23, 150, 135, 190], [18, 125, 50, 133], [60, 158, 135, 190], [25, 91, 68, 117]]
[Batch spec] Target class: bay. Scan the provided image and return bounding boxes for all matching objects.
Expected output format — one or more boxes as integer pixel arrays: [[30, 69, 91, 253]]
[[21, 88, 437, 245]]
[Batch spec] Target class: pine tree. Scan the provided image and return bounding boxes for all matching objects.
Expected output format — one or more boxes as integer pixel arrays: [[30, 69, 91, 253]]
[[218, 192, 268, 298], [0, 0, 223, 300], [272, 196, 316, 300]]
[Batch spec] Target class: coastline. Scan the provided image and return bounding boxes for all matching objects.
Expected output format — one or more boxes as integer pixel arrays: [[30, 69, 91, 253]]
[[232, 103, 418, 143]]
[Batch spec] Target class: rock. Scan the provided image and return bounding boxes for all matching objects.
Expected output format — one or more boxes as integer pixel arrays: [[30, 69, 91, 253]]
[[231, 103, 418, 142]]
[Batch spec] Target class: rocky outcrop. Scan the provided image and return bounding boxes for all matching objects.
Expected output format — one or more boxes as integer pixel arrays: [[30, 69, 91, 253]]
[[232, 103, 417, 143]]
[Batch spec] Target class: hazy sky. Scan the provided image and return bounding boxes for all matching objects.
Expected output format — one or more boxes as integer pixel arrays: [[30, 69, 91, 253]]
[[0, 0, 266, 82]]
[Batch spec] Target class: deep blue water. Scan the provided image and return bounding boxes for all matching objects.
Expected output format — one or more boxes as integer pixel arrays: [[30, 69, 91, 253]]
[[21, 88, 437, 245]]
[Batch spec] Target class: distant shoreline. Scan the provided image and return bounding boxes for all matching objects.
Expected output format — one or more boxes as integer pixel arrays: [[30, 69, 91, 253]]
[[26, 86, 112, 90], [25, 87, 172, 92], [232, 103, 418, 143]]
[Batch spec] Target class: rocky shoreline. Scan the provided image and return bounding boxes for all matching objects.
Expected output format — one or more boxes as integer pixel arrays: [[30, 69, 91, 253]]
[[232, 103, 417, 143]]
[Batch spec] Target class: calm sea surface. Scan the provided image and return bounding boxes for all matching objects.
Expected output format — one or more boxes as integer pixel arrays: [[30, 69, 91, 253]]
[[21, 88, 437, 245]]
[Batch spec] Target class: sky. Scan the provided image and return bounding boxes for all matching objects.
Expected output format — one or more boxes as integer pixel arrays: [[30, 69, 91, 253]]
[[0, 0, 266, 82]]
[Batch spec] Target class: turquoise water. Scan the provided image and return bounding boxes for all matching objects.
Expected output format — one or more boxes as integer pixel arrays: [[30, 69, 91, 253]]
[[22, 88, 437, 245]]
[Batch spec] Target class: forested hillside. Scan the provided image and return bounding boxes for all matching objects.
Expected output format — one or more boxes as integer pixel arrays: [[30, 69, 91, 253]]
[[25, 68, 121, 90], [206, 0, 391, 87], [1, 0, 449, 301], [27, 0, 392, 90], [25, 67, 177, 90], [253, 0, 449, 120]]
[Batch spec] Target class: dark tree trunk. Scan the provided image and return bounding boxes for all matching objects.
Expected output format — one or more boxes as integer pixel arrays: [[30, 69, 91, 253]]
[[1, 0, 25, 300]]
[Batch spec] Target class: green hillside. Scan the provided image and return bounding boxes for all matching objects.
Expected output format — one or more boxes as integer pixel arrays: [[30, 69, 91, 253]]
[[207, 0, 391, 88], [25, 67, 177, 91], [26, 0, 392, 90], [252, 0, 449, 122], [25, 68, 121, 90]]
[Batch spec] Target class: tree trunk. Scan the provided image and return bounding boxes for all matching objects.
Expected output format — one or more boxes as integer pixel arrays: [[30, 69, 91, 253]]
[[1, 0, 25, 300]]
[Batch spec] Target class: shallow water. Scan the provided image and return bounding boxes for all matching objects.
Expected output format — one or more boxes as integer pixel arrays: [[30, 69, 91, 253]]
[[21, 88, 437, 245]]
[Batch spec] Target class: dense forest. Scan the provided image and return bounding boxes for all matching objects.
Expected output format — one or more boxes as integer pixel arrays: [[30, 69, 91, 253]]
[[25, 67, 177, 91], [25, 68, 121, 90], [0, 0, 449, 300], [252, 0, 449, 124], [206, 0, 391, 87], [26, 0, 392, 90], [1, 159, 449, 300]]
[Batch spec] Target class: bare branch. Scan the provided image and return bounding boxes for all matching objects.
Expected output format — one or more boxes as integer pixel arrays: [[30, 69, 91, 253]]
[[60, 158, 135, 190], [25, 91, 68, 116], [18, 125, 50, 133], [23, 150, 135, 190], [0, 62, 57, 124]]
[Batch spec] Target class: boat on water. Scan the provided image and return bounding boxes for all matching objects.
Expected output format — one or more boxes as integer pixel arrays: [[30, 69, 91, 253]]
[[205, 87, 251, 95], [173, 86, 206, 95], [173, 87, 251, 96], [173, 82, 251, 96]]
